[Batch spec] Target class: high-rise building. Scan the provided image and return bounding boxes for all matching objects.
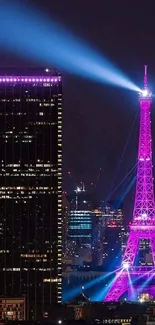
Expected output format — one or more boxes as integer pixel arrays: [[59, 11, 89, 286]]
[[0, 69, 62, 319], [91, 209, 104, 266], [92, 204, 124, 269], [65, 187, 95, 267], [62, 193, 70, 256], [67, 210, 93, 262]]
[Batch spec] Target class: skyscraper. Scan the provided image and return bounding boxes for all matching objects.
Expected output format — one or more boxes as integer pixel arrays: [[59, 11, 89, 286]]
[[65, 186, 95, 267], [0, 69, 62, 319], [62, 193, 70, 256], [92, 204, 124, 269]]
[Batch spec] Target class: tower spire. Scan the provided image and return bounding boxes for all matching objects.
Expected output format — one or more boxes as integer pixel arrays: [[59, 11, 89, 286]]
[[144, 65, 148, 89]]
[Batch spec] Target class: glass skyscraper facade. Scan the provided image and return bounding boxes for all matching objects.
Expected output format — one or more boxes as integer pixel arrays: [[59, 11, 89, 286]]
[[63, 188, 95, 267], [0, 69, 62, 319], [68, 210, 92, 242]]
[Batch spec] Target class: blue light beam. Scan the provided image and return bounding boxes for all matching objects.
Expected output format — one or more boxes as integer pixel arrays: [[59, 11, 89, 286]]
[[90, 267, 123, 301], [0, 1, 140, 92], [115, 175, 136, 209], [62, 270, 117, 302]]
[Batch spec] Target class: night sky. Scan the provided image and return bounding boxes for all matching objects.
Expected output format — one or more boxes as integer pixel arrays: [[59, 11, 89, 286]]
[[1, 0, 155, 221]]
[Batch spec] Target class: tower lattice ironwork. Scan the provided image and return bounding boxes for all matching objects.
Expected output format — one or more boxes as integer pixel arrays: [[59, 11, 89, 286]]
[[104, 66, 155, 301]]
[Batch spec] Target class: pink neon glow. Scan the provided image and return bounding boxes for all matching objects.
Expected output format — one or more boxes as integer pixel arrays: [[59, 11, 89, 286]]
[[104, 67, 155, 302], [0, 76, 61, 83]]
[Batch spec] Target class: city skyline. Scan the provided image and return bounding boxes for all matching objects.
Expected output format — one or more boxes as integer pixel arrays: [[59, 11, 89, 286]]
[[0, 0, 155, 311]]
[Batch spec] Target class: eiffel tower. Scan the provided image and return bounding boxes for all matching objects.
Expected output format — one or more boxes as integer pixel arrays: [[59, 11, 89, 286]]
[[104, 66, 155, 301]]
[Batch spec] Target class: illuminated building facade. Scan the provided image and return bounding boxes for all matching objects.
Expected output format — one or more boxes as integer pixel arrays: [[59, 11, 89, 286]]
[[62, 194, 70, 256], [0, 69, 62, 319], [0, 297, 25, 321], [66, 210, 94, 265], [68, 210, 92, 242], [65, 187, 95, 267]]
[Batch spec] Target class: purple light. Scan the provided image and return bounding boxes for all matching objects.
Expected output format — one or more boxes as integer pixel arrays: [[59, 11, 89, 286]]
[[0, 76, 61, 83], [104, 66, 155, 302]]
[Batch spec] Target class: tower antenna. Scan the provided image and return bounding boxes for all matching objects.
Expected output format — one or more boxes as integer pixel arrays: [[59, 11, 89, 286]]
[[144, 65, 148, 89]]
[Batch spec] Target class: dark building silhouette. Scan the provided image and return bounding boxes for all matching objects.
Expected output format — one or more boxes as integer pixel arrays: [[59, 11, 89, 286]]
[[92, 203, 124, 269], [0, 68, 62, 319]]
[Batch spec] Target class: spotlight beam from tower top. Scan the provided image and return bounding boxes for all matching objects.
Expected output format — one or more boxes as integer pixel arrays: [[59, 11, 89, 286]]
[[0, 1, 141, 93]]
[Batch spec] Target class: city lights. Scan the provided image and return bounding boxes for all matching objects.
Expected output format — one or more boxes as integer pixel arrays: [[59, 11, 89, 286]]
[[0, 76, 60, 83]]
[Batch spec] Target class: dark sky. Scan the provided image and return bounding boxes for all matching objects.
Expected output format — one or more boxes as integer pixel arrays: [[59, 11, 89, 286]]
[[1, 0, 155, 220]]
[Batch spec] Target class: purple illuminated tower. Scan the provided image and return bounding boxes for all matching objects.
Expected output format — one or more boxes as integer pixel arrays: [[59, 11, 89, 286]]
[[104, 66, 155, 301]]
